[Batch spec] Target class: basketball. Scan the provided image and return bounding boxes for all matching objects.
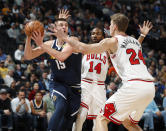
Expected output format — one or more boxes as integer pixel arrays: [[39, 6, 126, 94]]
[[24, 20, 44, 36]]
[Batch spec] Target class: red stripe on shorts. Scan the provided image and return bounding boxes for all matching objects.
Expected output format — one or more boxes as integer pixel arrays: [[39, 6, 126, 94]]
[[87, 115, 97, 120], [129, 115, 139, 124]]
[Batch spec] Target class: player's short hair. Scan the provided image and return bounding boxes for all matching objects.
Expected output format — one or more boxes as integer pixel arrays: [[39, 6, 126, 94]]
[[110, 13, 129, 32], [91, 27, 105, 37]]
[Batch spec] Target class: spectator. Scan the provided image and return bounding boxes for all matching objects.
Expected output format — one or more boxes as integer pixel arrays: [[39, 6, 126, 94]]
[[7, 23, 19, 39], [4, 55, 15, 71], [0, 48, 7, 62], [0, 89, 13, 131], [14, 0, 23, 7], [14, 44, 24, 62], [0, 60, 8, 79], [43, 92, 54, 122], [16, 29, 26, 44], [29, 73, 38, 87], [28, 82, 39, 101], [142, 100, 166, 131], [3, 69, 14, 87], [158, 59, 165, 71], [38, 71, 50, 91], [0, 16, 5, 27], [11, 90, 32, 131], [36, 62, 47, 77], [12, 4, 19, 14], [30, 91, 47, 131], [8, 81, 17, 99], [20, 56, 28, 71], [1, 3, 10, 15], [14, 64, 26, 82]]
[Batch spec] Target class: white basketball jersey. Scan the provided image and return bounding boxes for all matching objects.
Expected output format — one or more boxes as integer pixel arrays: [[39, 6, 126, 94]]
[[81, 52, 109, 82], [110, 35, 154, 82]]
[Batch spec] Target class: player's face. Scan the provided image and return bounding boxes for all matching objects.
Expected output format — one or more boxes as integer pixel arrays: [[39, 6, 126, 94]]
[[56, 21, 68, 34], [109, 20, 116, 36], [91, 28, 104, 43]]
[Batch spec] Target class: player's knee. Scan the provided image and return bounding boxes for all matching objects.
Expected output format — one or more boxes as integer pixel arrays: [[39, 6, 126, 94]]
[[96, 115, 109, 124], [55, 98, 67, 113], [77, 109, 87, 120]]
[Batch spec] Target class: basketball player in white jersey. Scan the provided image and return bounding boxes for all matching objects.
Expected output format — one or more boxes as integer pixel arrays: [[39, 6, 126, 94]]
[[73, 27, 108, 131], [74, 23, 151, 131], [52, 13, 154, 131]]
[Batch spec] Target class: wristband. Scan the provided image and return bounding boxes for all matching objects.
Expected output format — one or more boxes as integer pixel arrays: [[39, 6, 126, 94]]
[[140, 34, 146, 37]]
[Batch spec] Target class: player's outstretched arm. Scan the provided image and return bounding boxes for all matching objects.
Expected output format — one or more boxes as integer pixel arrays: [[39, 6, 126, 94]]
[[64, 36, 117, 54], [24, 36, 45, 60], [48, 25, 117, 54], [31, 31, 73, 62], [138, 20, 153, 44], [58, 9, 71, 19]]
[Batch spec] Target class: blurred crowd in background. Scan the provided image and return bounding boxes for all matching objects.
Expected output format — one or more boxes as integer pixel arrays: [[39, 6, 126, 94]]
[[1, 0, 166, 131]]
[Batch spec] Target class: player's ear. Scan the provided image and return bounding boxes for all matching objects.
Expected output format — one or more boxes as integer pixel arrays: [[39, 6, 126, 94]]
[[114, 24, 118, 31]]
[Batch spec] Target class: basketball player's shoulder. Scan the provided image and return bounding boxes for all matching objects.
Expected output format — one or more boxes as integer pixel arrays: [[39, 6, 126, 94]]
[[69, 36, 79, 41], [101, 37, 118, 53], [44, 40, 54, 47], [102, 37, 118, 44]]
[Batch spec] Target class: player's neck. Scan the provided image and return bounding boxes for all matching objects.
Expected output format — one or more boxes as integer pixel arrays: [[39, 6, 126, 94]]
[[114, 31, 126, 36], [57, 39, 64, 45]]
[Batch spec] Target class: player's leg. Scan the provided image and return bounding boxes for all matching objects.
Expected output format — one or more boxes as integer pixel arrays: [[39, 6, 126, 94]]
[[92, 119, 96, 131], [48, 94, 67, 131], [122, 118, 142, 131], [48, 81, 68, 131], [122, 81, 155, 131], [95, 115, 109, 131], [73, 83, 91, 131], [92, 84, 107, 131], [74, 106, 88, 131]]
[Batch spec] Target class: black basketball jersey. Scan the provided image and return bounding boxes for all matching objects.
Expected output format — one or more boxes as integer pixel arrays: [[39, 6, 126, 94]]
[[32, 99, 44, 111], [49, 39, 82, 87]]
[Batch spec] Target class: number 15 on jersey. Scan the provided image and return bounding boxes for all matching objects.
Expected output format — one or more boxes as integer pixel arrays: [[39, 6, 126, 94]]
[[55, 60, 66, 70]]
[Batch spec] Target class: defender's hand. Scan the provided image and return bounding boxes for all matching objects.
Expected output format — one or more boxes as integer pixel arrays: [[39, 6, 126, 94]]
[[59, 9, 71, 19], [139, 21, 153, 36]]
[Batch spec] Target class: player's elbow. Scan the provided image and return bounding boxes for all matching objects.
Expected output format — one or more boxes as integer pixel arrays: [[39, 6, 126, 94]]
[[24, 54, 32, 60]]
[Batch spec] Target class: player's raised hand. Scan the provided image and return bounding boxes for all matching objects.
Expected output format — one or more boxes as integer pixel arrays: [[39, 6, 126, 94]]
[[31, 30, 44, 46], [59, 9, 71, 19], [139, 20, 153, 36]]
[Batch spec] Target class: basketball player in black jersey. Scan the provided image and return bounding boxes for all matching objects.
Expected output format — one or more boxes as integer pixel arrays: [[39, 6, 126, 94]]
[[24, 9, 81, 131]]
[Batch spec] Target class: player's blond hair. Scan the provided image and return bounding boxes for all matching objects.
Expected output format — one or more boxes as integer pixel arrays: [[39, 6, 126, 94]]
[[111, 13, 129, 32]]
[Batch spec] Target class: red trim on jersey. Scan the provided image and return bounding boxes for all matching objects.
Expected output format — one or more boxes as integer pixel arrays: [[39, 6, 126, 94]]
[[82, 78, 105, 85], [97, 83, 105, 85], [80, 102, 89, 109], [128, 79, 154, 82], [82, 80, 105, 85], [87, 115, 97, 120], [129, 115, 139, 124], [83, 78, 104, 83], [103, 115, 122, 125], [81, 80, 92, 84]]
